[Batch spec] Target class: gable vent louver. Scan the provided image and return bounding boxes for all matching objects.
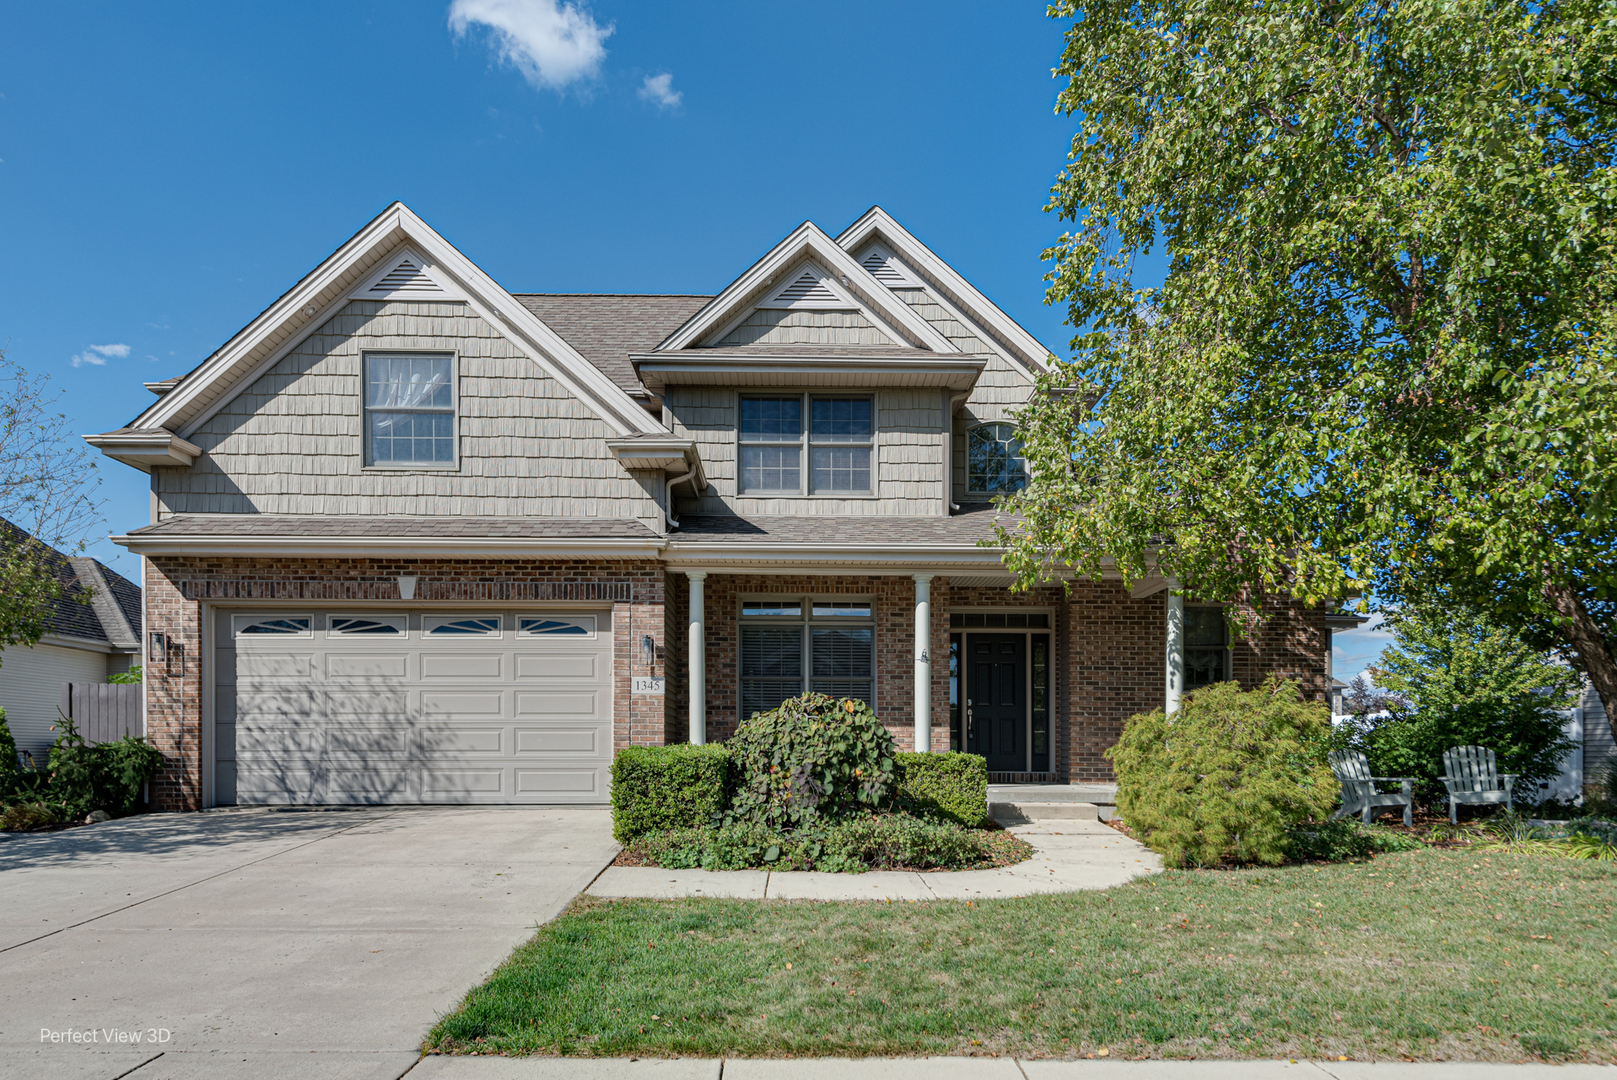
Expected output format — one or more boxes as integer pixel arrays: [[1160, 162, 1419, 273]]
[[860, 247, 918, 288], [366, 257, 446, 297], [759, 268, 851, 309]]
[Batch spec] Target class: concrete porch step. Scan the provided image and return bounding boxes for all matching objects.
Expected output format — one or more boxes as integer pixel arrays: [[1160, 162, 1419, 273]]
[[990, 800, 1100, 824]]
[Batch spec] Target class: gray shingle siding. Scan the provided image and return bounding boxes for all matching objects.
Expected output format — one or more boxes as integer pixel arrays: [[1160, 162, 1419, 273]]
[[157, 300, 664, 528]]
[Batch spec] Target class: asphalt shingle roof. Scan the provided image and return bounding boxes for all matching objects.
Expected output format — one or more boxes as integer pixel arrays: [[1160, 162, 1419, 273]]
[[672, 508, 1014, 546], [0, 518, 141, 645], [514, 294, 714, 394]]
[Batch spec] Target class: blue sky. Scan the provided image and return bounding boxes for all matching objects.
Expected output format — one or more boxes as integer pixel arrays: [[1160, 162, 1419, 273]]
[[0, 0, 1386, 681]]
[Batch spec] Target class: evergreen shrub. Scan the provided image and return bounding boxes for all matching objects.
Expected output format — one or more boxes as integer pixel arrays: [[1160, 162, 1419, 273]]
[[1108, 677, 1339, 867]]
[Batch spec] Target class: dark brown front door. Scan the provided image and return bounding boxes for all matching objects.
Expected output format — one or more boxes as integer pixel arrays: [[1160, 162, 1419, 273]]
[[966, 634, 1024, 772]]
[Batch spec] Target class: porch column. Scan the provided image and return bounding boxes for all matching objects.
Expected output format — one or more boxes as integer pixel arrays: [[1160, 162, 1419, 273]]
[[913, 573, 934, 752], [687, 571, 707, 745], [1165, 586, 1184, 715]]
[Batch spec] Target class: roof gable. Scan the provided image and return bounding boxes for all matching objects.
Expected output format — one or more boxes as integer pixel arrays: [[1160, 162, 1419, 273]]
[[837, 207, 1058, 377], [114, 203, 666, 443], [657, 222, 959, 354]]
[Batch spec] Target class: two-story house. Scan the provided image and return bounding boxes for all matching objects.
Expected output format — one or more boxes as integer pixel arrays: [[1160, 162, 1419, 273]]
[[87, 204, 1334, 810]]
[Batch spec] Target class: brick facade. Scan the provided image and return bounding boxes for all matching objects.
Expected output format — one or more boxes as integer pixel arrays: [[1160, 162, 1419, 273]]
[[142, 556, 1330, 808]]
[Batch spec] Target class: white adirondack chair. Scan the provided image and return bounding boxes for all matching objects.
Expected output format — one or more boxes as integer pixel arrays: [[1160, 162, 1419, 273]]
[[1441, 745, 1515, 824], [1328, 750, 1414, 826]]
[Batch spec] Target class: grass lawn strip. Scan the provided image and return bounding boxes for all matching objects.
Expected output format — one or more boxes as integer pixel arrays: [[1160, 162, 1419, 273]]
[[427, 846, 1617, 1062]]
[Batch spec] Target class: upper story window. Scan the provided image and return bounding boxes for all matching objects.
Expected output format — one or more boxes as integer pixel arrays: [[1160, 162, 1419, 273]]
[[739, 394, 873, 495], [1185, 607, 1229, 688], [366, 353, 455, 466], [967, 422, 1027, 493]]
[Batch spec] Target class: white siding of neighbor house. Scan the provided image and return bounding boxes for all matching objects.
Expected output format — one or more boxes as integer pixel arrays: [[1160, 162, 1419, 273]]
[[0, 643, 111, 760], [1586, 682, 1614, 785], [156, 300, 663, 527], [718, 310, 894, 347], [668, 388, 946, 516]]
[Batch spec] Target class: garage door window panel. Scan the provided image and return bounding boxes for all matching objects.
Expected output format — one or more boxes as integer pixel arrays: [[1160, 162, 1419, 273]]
[[234, 615, 312, 637], [329, 616, 406, 636], [518, 616, 595, 637], [426, 616, 503, 636]]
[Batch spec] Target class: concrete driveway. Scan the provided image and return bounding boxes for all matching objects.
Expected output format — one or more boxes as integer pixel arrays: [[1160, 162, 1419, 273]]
[[0, 807, 617, 1080]]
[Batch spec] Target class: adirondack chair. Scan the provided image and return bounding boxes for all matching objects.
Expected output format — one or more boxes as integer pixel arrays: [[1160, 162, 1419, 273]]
[[1328, 750, 1415, 826], [1441, 745, 1515, 824]]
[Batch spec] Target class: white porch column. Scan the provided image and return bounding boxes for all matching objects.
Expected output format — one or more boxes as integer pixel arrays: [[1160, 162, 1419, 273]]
[[913, 573, 934, 752], [1165, 586, 1184, 716], [687, 571, 707, 745]]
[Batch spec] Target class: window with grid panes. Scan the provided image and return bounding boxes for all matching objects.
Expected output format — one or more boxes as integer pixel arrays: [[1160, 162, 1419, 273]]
[[739, 597, 875, 718], [365, 353, 455, 465], [1185, 607, 1230, 688], [738, 395, 873, 494]]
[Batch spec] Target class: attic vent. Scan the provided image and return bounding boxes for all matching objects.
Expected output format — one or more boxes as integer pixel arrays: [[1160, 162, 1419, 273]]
[[860, 247, 918, 287], [758, 267, 850, 309], [367, 257, 445, 296]]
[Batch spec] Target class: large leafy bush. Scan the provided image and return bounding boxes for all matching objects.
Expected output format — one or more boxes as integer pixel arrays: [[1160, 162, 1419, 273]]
[[894, 751, 988, 826], [726, 693, 896, 829], [610, 743, 728, 842], [1339, 606, 1580, 802], [1108, 678, 1338, 867], [629, 813, 1029, 873]]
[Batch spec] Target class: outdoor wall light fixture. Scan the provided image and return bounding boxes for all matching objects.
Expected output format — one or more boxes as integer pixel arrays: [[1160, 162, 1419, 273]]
[[397, 575, 418, 601], [641, 634, 656, 670], [148, 631, 184, 678]]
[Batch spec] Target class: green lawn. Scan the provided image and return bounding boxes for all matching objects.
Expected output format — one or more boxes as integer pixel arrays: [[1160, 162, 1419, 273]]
[[427, 846, 1617, 1062]]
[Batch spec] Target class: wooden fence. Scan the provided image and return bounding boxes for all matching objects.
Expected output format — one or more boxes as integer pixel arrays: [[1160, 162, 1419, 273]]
[[59, 683, 143, 744]]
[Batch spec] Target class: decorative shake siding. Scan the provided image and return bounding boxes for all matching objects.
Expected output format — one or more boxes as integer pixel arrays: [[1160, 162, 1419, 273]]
[[718, 309, 893, 347], [891, 287, 990, 354], [158, 300, 662, 527], [665, 387, 946, 516]]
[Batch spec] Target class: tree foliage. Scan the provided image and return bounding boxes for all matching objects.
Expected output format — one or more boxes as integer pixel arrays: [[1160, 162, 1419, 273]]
[[0, 348, 103, 660], [1340, 605, 1580, 800], [1002, 0, 1617, 717]]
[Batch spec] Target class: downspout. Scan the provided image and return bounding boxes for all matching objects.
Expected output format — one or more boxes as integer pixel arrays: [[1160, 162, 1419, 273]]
[[664, 467, 699, 532], [946, 391, 970, 514]]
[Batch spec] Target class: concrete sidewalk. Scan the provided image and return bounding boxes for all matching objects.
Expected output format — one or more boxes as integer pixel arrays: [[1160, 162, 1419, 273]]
[[588, 818, 1162, 901], [404, 1056, 1611, 1078]]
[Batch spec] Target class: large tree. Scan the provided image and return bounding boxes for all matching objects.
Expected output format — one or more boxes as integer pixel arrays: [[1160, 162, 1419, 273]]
[[1001, 0, 1617, 718], [0, 349, 103, 657]]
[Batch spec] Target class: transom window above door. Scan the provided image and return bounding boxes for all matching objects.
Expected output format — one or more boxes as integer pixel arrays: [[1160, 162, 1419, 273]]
[[365, 353, 455, 466], [739, 395, 874, 495], [967, 422, 1027, 493]]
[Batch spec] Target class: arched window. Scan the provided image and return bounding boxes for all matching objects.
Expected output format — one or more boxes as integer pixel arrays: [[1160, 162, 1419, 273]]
[[967, 423, 1027, 493]]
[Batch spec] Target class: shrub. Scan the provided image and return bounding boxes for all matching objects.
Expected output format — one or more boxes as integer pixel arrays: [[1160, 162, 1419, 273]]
[[0, 801, 63, 831], [45, 716, 163, 819], [0, 707, 18, 791], [610, 743, 728, 842], [1108, 677, 1339, 867], [626, 814, 1032, 873], [108, 665, 143, 685], [726, 693, 896, 829], [894, 751, 988, 826]]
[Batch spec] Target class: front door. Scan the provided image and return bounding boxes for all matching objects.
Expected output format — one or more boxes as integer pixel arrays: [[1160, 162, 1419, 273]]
[[966, 634, 1025, 772]]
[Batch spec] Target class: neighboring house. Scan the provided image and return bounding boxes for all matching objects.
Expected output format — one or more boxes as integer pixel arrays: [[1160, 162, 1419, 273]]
[[0, 520, 142, 763], [1581, 679, 1613, 792], [86, 203, 1335, 811]]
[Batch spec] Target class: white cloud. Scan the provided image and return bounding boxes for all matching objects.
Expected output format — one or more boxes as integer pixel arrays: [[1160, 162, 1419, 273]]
[[70, 343, 130, 368], [638, 72, 682, 110], [448, 0, 612, 91]]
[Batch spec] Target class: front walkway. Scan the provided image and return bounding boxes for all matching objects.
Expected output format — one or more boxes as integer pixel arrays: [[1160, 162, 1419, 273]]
[[588, 817, 1161, 901]]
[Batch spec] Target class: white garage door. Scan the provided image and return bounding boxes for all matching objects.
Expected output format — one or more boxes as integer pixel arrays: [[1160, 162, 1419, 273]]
[[213, 610, 613, 805]]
